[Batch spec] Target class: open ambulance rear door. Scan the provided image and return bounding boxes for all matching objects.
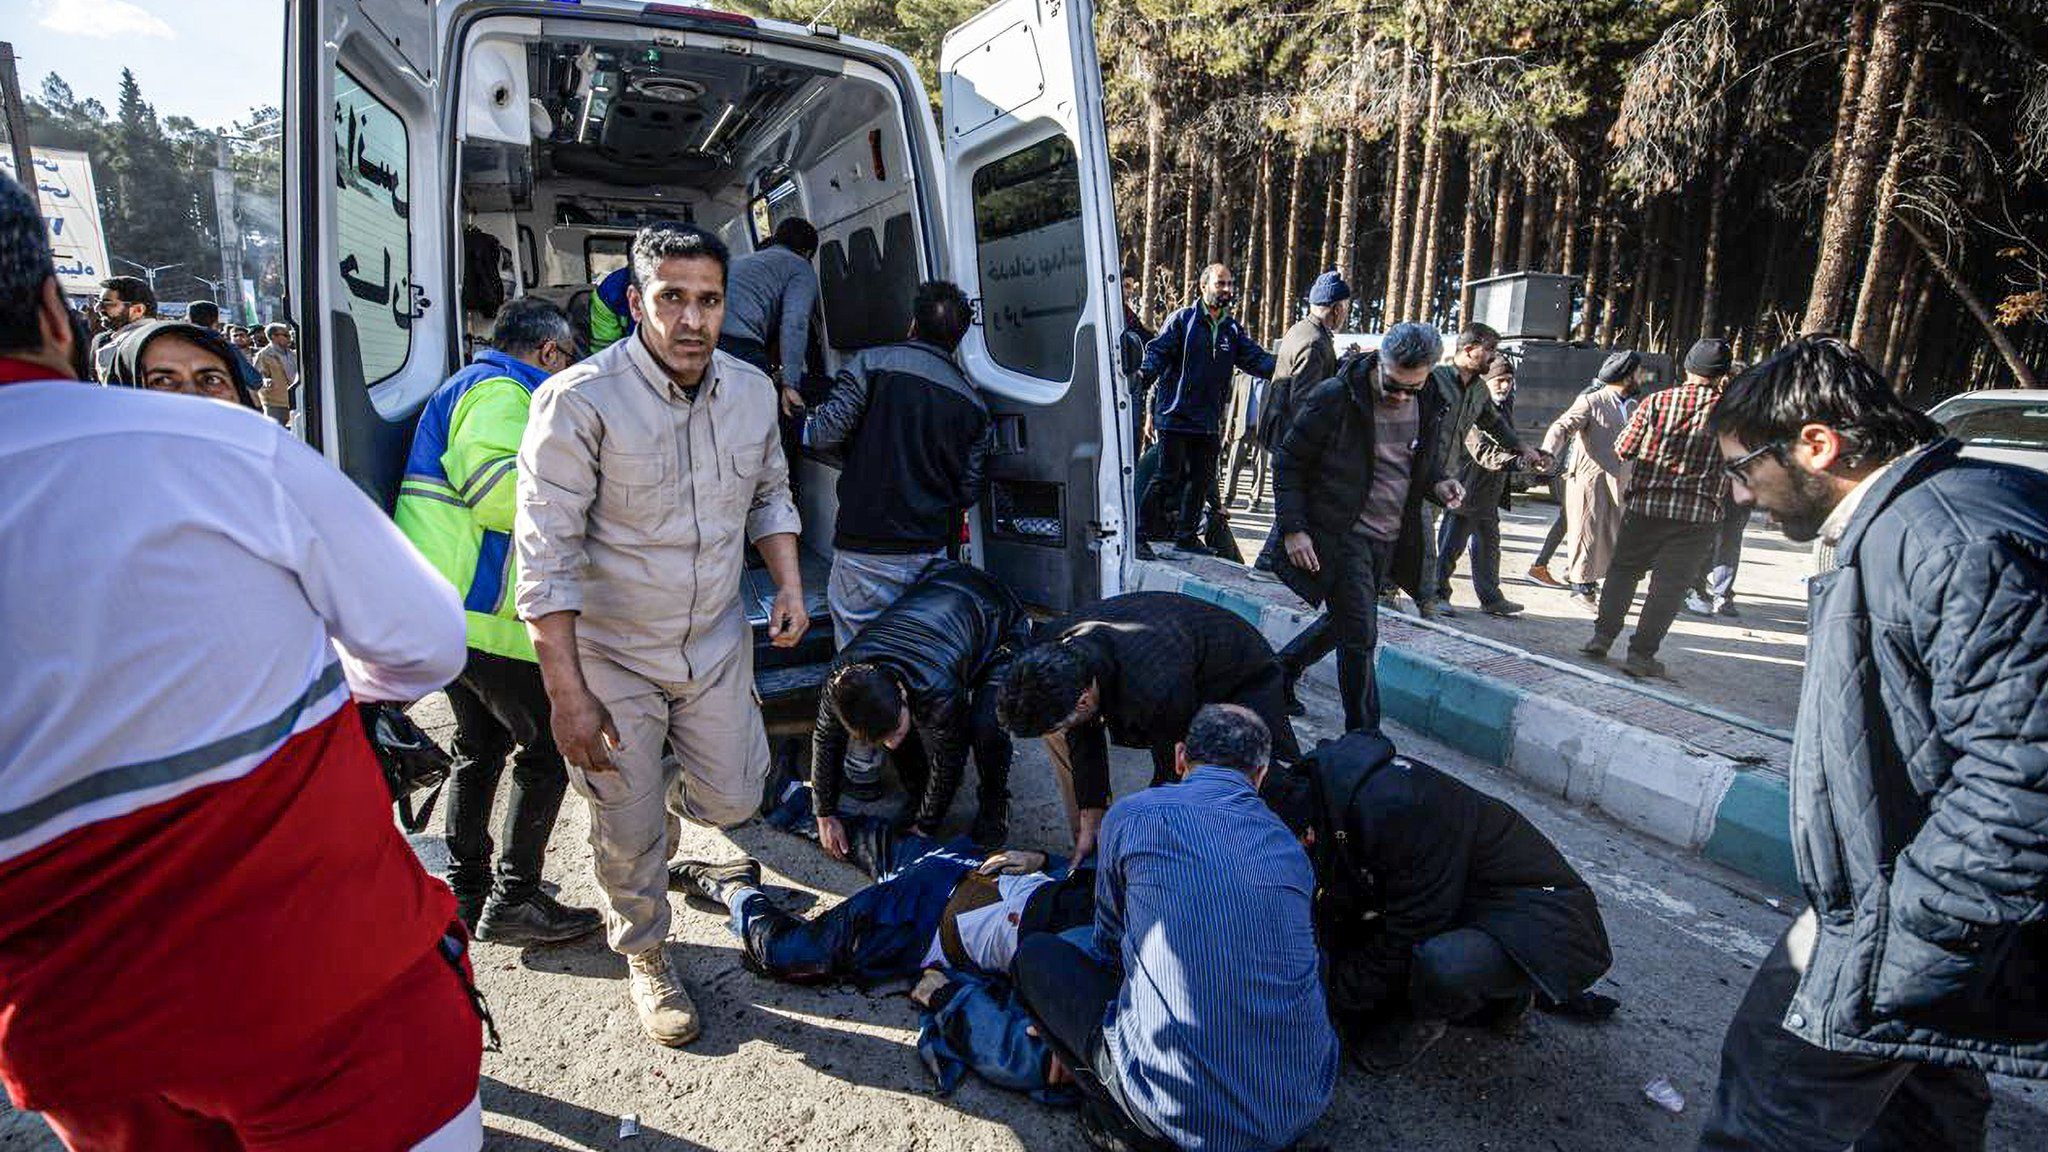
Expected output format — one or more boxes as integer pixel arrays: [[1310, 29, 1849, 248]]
[[939, 0, 1131, 611]]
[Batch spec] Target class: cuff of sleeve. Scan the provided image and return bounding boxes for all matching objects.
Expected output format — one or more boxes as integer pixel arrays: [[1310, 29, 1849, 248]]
[[516, 580, 582, 620], [746, 500, 803, 544]]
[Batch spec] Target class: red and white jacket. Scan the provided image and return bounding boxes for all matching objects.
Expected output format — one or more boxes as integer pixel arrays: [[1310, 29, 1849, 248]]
[[0, 373, 468, 1110]]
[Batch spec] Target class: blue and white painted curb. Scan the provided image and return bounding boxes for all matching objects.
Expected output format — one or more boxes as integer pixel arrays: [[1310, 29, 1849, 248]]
[[1134, 560, 1798, 894]]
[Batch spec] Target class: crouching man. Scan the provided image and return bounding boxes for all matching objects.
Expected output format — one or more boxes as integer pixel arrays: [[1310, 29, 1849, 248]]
[[1011, 705, 1338, 1152], [1266, 731, 1615, 1073], [808, 560, 1032, 856]]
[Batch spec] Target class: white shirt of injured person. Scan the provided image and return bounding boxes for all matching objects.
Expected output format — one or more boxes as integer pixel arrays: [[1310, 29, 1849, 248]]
[[921, 871, 1058, 973]]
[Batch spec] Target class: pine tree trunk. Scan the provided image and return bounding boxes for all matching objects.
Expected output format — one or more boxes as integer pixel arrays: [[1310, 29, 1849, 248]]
[[1334, 19, 1366, 289], [1628, 205, 1659, 347], [1897, 216, 2039, 387], [1599, 217, 1624, 345], [1319, 164, 1341, 281], [1850, 28, 1926, 350], [1558, 162, 1582, 279], [1880, 249, 1919, 376], [1410, 132, 1446, 322], [1179, 157, 1200, 305], [1245, 140, 1272, 339], [1825, 1, 1876, 194], [1280, 142, 1308, 335], [1404, 36, 1445, 320], [1580, 199, 1608, 339], [1385, 47, 1417, 323], [1459, 147, 1489, 322], [1700, 163, 1729, 337], [1515, 166, 1540, 271], [1490, 160, 1514, 274], [1139, 84, 1167, 322], [1803, 0, 1907, 335]]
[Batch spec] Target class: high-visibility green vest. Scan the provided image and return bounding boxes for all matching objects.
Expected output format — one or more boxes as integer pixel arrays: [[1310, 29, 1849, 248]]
[[394, 350, 551, 662]]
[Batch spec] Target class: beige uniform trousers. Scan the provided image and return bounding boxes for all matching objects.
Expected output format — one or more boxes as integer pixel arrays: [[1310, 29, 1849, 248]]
[[569, 639, 769, 956]]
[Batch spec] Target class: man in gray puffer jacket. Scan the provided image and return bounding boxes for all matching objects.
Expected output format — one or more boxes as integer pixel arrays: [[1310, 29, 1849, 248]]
[[1699, 336, 2048, 1150]]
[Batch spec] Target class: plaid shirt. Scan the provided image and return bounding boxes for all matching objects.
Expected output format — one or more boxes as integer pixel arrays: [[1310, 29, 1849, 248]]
[[1615, 379, 1728, 523]]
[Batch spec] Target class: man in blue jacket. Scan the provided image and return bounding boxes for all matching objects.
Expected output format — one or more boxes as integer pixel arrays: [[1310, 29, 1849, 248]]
[[1138, 264, 1275, 554], [1699, 337, 2048, 1150]]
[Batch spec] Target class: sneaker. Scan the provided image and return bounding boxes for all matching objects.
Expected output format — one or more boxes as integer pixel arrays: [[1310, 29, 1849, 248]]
[[1569, 591, 1600, 616], [1526, 563, 1566, 589], [1353, 1016, 1448, 1074], [1622, 652, 1669, 680], [667, 857, 761, 906], [1578, 638, 1611, 660], [1715, 598, 1741, 618], [1683, 590, 1715, 617], [453, 888, 488, 937], [627, 945, 701, 1047], [1480, 599, 1525, 618], [970, 797, 1010, 849], [475, 889, 603, 947]]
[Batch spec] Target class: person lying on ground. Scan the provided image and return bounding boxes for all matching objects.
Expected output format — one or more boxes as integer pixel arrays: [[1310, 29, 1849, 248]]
[[808, 559, 1032, 858], [669, 773, 1093, 989], [1263, 730, 1616, 1075]]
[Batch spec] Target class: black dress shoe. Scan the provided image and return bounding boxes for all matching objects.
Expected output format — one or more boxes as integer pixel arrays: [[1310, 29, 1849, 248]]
[[475, 889, 603, 947], [668, 857, 761, 906], [1352, 1015, 1448, 1074]]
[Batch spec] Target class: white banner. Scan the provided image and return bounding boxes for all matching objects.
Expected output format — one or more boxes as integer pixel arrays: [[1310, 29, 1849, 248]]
[[0, 148, 114, 296]]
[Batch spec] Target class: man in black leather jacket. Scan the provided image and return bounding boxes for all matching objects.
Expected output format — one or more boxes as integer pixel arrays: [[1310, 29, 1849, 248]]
[[809, 560, 1032, 855]]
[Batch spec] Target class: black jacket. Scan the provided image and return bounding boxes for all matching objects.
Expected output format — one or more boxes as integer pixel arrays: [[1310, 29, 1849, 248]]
[[812, 561, 1032, 823], [1034, 592, 1297, 810], [806, 341, 993, 554], [1784, 438, 2048, 1077], [1282, 732, 1611, 1022], [1268, 351, 1451, 605]]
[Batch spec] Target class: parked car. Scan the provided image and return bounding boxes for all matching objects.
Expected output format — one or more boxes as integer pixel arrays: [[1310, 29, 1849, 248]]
[[1926, 389, 2048, 473]]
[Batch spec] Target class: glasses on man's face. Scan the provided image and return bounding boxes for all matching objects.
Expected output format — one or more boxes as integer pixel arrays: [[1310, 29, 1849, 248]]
[[1722, 441, 1786, 485]]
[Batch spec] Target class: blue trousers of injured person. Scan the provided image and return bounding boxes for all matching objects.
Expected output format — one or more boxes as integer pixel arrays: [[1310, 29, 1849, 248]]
[[738, 819, 980, 986]]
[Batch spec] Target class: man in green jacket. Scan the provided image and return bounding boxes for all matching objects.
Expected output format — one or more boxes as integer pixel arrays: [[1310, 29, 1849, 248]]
[[1423, 323, 1549, 616], [395, 298, 602, 946]]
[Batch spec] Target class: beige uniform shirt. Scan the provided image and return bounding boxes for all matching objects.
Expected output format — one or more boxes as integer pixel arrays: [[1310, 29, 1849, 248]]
[[514, 332, 801, 683]]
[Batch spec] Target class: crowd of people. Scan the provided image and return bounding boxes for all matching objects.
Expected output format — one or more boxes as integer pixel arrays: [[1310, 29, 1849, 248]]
[[4, 154, 2048, 1152]]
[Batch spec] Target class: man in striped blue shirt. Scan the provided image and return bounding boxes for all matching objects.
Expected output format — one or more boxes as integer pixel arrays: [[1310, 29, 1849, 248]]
[[1014, 704, 1338, 1151]]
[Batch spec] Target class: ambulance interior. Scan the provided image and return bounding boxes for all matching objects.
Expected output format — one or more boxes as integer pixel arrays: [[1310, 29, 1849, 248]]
[[455, 26, 928, 696]]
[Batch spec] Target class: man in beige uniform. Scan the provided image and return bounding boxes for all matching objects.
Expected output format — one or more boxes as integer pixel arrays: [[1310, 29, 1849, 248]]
[[515, 224, 809, 1048]]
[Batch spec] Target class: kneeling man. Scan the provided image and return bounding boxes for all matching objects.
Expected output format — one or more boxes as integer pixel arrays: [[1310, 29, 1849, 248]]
[[1012, 705, 1337, 1152]]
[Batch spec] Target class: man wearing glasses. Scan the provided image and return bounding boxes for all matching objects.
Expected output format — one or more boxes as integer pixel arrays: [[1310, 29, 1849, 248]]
[[1578, 338, 1733, 680], [1269, 321, 1464, 734], [1698, 336, 2048, 1150]]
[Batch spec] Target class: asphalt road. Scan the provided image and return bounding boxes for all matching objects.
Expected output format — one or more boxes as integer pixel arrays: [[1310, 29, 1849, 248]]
[[5, 685, 2045, 1150]]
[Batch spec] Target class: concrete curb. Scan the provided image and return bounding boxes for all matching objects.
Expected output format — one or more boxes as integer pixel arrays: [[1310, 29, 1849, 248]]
[[1135, 559, 1799, 894]]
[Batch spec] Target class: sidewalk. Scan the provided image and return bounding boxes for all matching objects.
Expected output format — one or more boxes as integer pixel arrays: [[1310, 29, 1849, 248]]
[[1151, 489, 1810, 895]]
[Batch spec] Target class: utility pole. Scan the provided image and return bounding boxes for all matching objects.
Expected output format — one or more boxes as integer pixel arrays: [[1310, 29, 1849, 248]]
[[0, 42, 39, 217], [212, 133, 245, 323]]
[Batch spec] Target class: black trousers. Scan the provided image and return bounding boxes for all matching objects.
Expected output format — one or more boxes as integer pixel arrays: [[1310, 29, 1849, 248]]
[[443, 649, 571, 904], [888, 679, 1013, 821], [1534, 475, 1569, 567], [1014, 933, 1172, 1150], [1592, 511, 1718, 659], [1409, 928, 1534, 1023], [1698, 925, 1992, 1151], [1156, 430, 1222, 543], [1277, 534, 1397, 734]]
